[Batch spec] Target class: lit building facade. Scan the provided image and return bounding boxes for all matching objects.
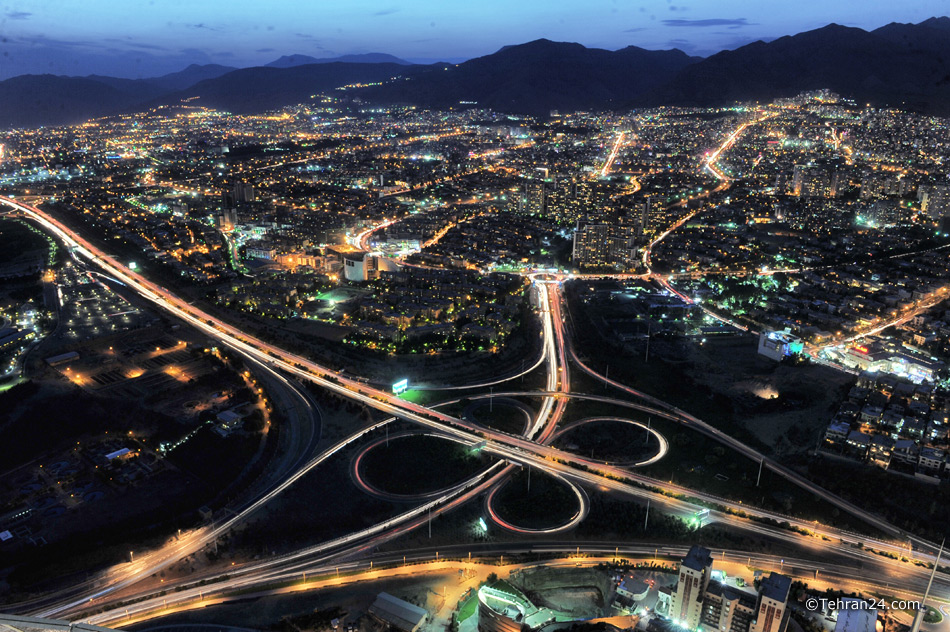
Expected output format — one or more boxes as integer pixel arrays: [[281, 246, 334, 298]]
[[672, 546, 791, 632]]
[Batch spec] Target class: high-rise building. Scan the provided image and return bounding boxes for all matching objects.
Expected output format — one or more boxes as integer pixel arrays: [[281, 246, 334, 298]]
[[233, 182, 256, 203], [607, 224, 639, 265], [224, 182, 256, 206], [671, 546, 713, 628], [774, 172, 789, 194], [573, 221, 638, 268], [524, 180, 546, 216], [861, 171, 906, 199], [575, 180, 611, 218], [634, 197, 654, 239], [572, 221, 609, 267], [510, 177, 554, 218], [671, 546, 791, 632], [214, 207, 238, 231], [921, 185, 950, 220], [792, 165, 839, 198], [547, 178, 582, 223], [750, 573, 792, 632]]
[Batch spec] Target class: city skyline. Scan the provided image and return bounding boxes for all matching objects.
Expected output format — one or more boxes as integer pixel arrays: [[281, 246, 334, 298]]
[[2, 95, 947, 627], [0, 0, 947, 79], [2, 3, 950, 632]]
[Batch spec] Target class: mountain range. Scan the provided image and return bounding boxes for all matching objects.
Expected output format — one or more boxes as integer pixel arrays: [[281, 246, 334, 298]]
[[3, 18, 950, 130], [355, 39, 698, 114], [647, 17, 950, 110], [265, 53, 412, 68]]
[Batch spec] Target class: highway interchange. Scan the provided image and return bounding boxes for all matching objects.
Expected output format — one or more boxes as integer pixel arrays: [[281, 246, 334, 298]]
[[2, 111, 948, 626]]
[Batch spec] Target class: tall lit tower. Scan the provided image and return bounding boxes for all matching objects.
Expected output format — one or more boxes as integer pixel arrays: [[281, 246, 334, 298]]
[[671, 545, 712, 628]]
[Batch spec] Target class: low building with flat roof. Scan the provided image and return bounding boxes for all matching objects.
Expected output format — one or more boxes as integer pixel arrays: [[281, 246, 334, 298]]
[[757, 330, 804, 361], [45, 351, 79, 366], [368, 592, 427, 632], [618, 578, 650, 601]]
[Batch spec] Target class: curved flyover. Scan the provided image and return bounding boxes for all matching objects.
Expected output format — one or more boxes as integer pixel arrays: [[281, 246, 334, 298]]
[[351, 430, 496, 503], [551, 416, 668, 468], [485, 470, 589, 535]]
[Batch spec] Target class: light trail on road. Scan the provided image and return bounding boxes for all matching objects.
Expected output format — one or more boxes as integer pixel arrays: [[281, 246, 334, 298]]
[[484, 471, 589, 534], [351, 430, 500, 503], [84, 543, 950, 628], [638, 112, 777, 329], [550, 416, 668, 467], [600, 132, 624, 177]]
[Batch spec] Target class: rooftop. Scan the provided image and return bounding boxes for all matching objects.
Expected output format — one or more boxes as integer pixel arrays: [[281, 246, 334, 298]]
[[682, 545, 712, 572], [834, 602, 877, 632], [759, 572, 792, 603], [368, 592, 428, 632]]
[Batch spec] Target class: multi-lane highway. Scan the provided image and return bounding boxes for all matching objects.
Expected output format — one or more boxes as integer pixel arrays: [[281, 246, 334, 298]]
[[81, 542, 950, 629]]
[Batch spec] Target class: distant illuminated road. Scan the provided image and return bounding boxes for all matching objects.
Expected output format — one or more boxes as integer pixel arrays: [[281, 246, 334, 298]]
[[600, 132, 624, 177], [352, 218, 396, 250], [813, 284, 950, 352], [640, 112, 777, 328]]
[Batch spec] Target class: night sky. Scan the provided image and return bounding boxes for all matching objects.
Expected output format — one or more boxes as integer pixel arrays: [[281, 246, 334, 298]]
[[0, 0, 946, 80]]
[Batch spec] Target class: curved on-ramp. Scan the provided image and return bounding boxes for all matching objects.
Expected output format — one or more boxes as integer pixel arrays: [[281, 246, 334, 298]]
[[551, 416, 668, 468], [485, 470, 589, 535], [351, 430, 498, 503]]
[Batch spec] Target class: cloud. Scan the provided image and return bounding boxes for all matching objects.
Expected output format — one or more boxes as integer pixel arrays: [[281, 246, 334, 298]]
[[374, 7, 399, 16], [5, 11, 31, 20], [104, 38, 168, 51], [13, 35, 102, 50], [179, 47, 213, 61], [292, 35, 329, 51], [0, 35, 244, 80], [189, 23, 220, 31], [623, 27, 647, 33], [256, 47, 275, 53], [662, 18, 752, 27]]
